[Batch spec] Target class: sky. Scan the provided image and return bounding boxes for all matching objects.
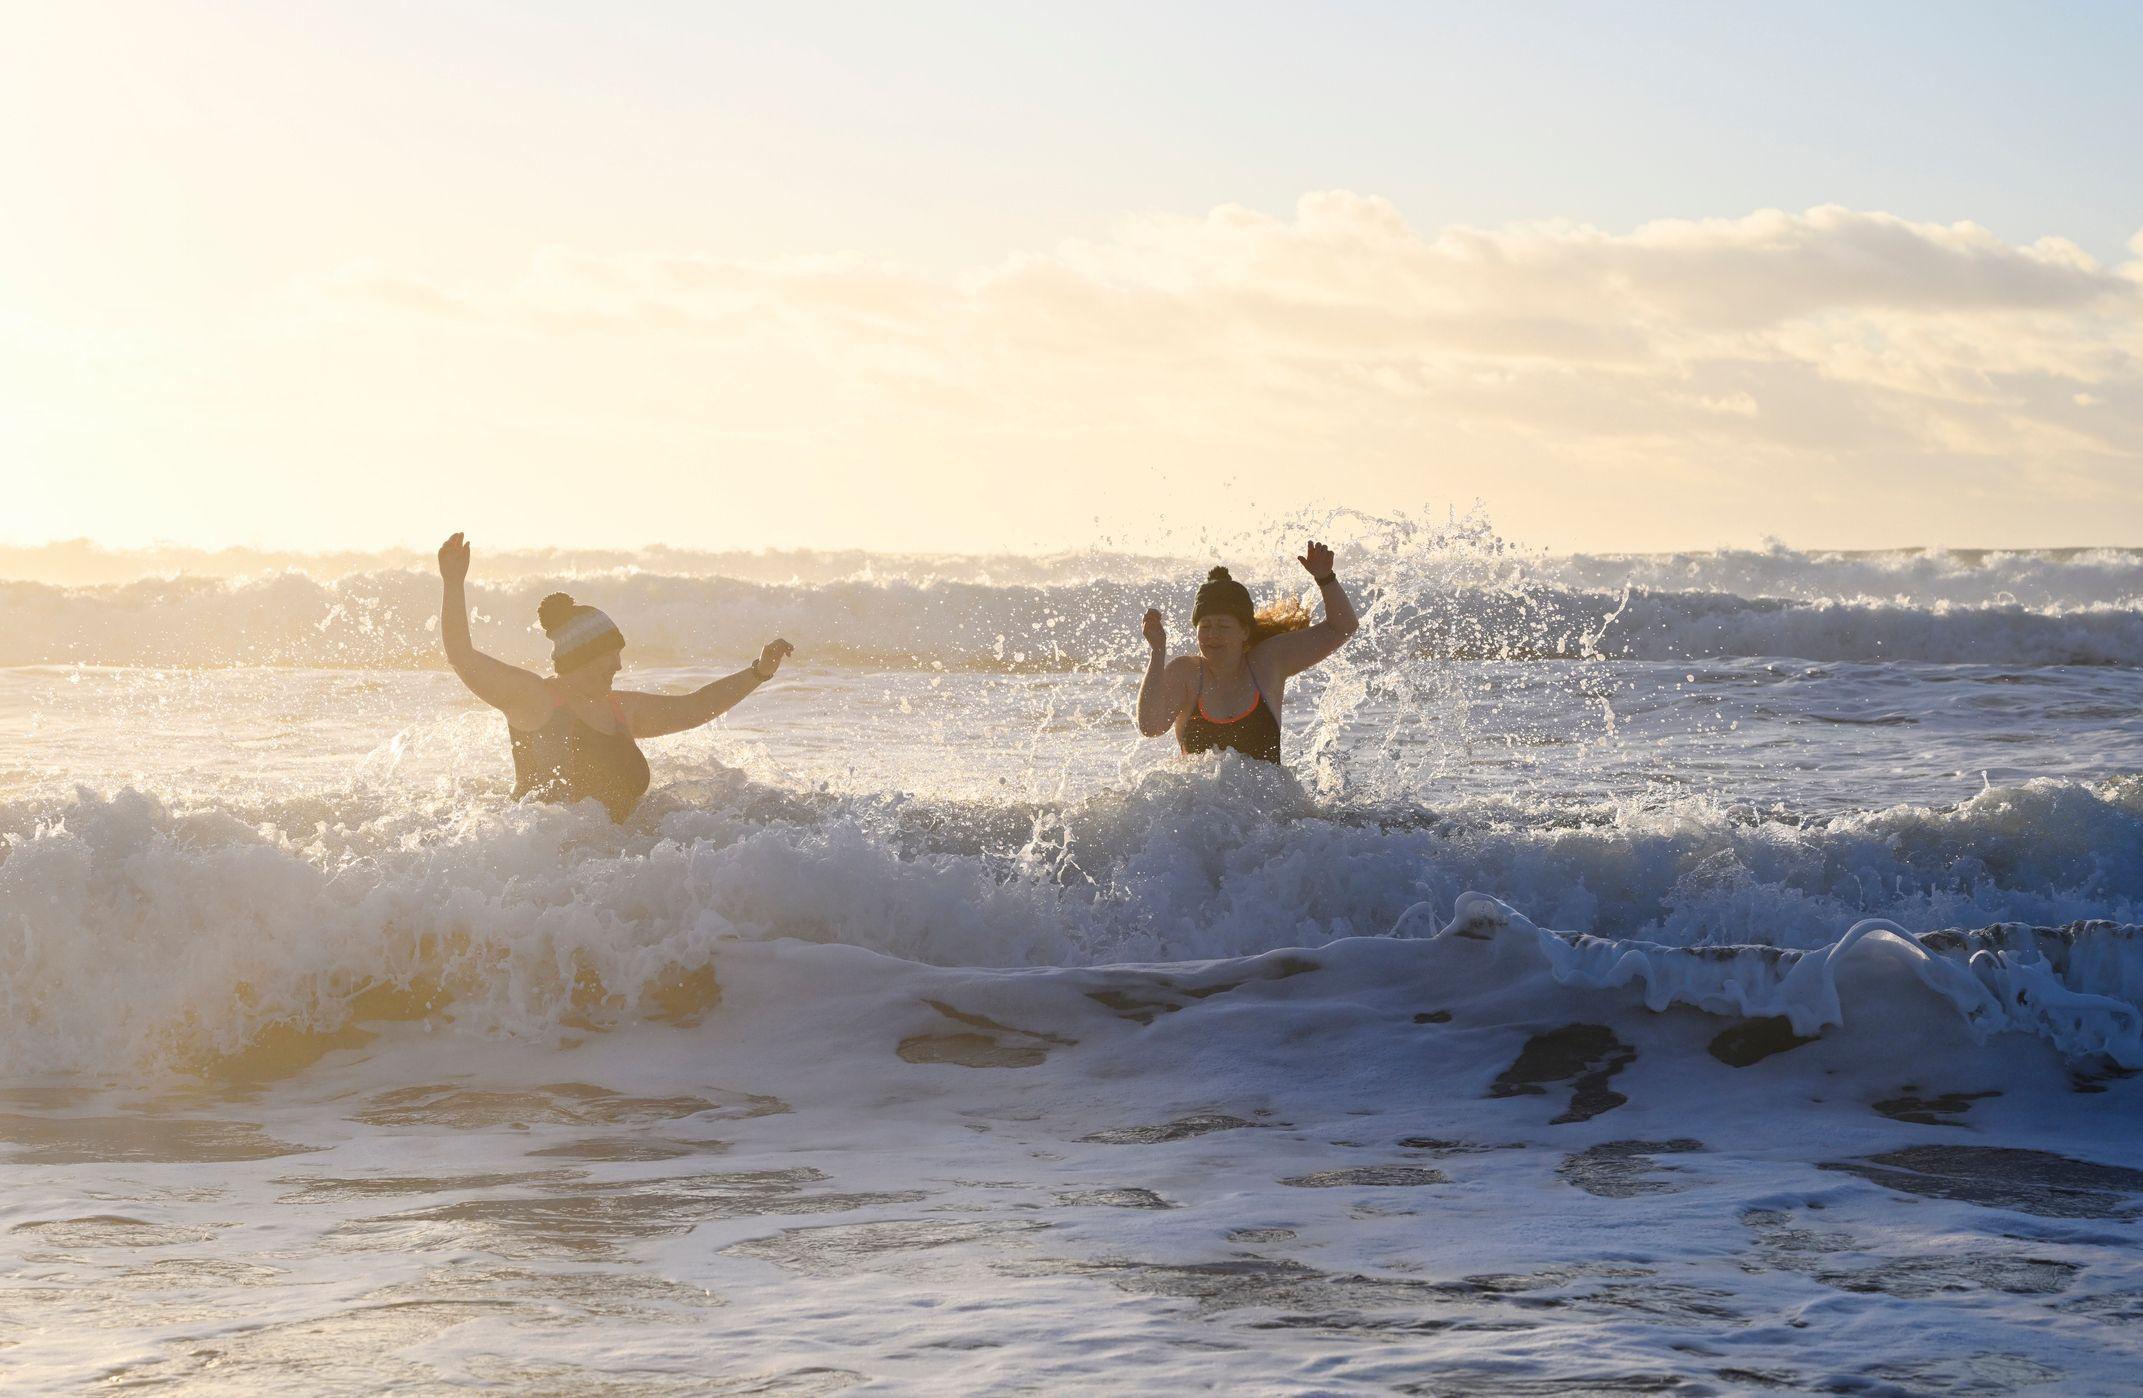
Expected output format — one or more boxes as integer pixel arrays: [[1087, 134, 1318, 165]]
[[2, 0, 2139, 556]]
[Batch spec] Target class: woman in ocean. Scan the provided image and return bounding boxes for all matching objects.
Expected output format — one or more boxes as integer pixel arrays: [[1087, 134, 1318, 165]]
[[436, 532, 792, 820], [1136, 540, 1359, 764]]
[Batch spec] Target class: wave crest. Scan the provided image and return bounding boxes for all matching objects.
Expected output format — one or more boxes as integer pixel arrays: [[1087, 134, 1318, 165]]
[[7, 568, 2142, 670], [6, 767, 2143, 1074]]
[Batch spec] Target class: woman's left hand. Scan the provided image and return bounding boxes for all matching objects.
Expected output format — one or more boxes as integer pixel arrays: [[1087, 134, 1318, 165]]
[[1297, 540, 1335, 580], [758, 638, 795, 677]]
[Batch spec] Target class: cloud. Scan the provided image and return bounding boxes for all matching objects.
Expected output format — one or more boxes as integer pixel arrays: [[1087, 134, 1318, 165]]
[[315, 258, 477, 319], [478, 195, 2141, 399], [281, 197, 2143, 542]]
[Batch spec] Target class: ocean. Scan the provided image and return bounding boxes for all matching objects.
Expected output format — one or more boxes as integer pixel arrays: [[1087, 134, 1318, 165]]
[[3, 520, 2140, 1393]]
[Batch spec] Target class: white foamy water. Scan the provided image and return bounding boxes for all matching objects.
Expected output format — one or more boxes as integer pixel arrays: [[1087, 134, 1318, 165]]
[[3, 521, 2141, 1392]]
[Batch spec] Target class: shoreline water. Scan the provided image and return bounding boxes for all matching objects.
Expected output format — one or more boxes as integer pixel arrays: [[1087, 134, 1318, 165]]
[[5, 534, 2142, 1390], [2, 910, 2138, 1393]]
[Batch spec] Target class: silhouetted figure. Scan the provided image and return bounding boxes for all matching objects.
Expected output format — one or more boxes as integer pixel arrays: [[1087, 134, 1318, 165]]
[[1136, 540, 1359, 765], [436, 532, 791, 820]]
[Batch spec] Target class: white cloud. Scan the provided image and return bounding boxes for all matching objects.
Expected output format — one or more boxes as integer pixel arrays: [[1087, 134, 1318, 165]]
[[95, 198, 2143, 550], [439, 199, 2141, 430], [316, 258, 477, 320]]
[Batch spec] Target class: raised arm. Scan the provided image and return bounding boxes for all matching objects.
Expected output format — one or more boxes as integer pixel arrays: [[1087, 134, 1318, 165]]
[[619, 639, 794, 740], [1136, 609, 1194, 737], [437, 533, 551, 720], [1249, 540, 1360, 680]]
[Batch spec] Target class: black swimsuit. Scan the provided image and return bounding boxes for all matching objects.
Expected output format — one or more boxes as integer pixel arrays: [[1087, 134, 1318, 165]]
[[1176, 663, 1283, 764], [510, 689, 651, 822]]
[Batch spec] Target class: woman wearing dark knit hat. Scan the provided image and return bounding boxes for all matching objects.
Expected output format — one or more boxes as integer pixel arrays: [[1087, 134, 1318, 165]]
[[1135, 540, 1359, 765], [435, 532, 792, 821]]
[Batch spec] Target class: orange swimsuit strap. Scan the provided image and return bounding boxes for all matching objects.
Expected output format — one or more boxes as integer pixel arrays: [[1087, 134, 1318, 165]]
[[1196, 667, 1264, 725], [545, 683, 631, 732]]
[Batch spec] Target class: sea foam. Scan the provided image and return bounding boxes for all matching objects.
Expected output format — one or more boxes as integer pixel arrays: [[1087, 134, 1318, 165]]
[[6, 767, 2142, 1076]]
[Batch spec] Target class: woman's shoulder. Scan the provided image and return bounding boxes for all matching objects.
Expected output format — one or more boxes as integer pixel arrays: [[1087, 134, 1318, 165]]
[[1159, 653, 1202, 699], [504, 682, 565, 732], [1245, 639, 1287, 683]]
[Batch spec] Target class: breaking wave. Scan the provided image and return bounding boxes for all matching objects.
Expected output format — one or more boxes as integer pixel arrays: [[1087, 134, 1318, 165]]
[[4, 766, 2142, 1075], [6, 567, 2143, 671]]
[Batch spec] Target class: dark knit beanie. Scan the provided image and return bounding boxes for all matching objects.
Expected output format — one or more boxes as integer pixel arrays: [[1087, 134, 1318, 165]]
[[1191, 566, 1256, 626]]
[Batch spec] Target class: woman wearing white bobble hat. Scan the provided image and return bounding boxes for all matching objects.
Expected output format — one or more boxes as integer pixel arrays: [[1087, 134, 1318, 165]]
[[435, 532, 792, 821]]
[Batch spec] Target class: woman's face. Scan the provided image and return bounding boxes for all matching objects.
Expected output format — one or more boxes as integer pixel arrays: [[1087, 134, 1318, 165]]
[[1195, 613, 1245, 660], [565, 647, 624, 689]]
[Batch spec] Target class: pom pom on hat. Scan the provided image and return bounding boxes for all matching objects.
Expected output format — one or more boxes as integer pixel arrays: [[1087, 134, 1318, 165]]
[[1192, 566, 1256, 626]]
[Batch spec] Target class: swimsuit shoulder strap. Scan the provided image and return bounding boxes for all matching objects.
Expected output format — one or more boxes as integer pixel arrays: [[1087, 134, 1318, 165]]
[[556, 686, 629, 735], [1194, 662, 1264, 725], [1193, 662, 1260, 699]]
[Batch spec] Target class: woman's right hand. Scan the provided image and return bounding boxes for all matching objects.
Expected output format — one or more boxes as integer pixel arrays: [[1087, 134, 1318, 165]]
[[438, 532, 471, 584], [1142, 608, 1167, 652], [757, 638, 795, 677]]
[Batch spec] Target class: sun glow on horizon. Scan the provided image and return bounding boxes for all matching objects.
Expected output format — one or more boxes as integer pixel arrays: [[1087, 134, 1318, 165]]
[[3, 2, 2139, 556]]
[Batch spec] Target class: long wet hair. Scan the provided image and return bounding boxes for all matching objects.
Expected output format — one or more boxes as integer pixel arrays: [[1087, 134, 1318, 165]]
[[1248, 596, 1312, 648], [1198, 565, 1312, 649]]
